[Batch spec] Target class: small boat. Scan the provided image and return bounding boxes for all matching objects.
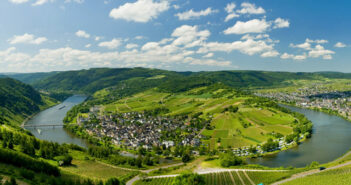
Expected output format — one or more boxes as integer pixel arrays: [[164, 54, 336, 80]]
[[58, 106, 66, 110]]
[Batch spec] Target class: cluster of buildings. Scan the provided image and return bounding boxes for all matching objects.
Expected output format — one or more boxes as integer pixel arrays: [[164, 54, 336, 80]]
[[232, 137, 297, 156], [77, 108, 204, 150], [256, 87, 351, 120]]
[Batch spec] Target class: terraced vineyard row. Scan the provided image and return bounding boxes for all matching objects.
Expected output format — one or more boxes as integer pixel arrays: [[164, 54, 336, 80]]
[[134, 171, 295, 185], [134, 177, 175, 185]]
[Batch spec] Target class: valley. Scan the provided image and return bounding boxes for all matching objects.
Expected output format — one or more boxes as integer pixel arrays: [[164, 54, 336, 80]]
[[1, 68, 351, 185]]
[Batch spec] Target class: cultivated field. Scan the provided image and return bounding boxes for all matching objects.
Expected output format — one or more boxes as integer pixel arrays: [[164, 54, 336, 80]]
[[282, 164, 351, 185], [134, 170, 295, 185]]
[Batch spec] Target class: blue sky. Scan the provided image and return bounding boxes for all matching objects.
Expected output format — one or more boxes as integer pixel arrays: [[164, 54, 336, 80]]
[[0, 0, 350, 73]]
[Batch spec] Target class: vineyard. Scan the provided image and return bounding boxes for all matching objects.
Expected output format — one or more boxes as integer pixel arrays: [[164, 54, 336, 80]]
[[134, 170, 295, 185]]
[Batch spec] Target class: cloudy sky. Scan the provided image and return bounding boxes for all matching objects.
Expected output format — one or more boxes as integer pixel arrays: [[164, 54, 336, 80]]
[[0, 0, 350, 73]]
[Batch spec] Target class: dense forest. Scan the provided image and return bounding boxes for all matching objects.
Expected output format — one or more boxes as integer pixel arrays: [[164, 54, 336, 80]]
[[0, 78, 50, 125]]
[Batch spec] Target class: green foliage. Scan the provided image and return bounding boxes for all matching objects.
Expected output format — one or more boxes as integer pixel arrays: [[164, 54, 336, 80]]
[[0, 78, 44, 124], [173, 173, 205, 185], [105, 178, 120, 185], [56, 154, 73, 166], [0, 147, 60, 176], [219, 152, 245, 167]]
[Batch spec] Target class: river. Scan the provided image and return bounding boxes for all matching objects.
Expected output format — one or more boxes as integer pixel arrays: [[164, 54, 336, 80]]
[[25, 95, 88, 148], [248, 104, 351, 167], [25, 97, 351, 167]]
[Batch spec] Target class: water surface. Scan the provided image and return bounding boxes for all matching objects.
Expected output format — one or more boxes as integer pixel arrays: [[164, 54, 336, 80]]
[[248, 105, 351, 167], [25, 95, 87, 147]]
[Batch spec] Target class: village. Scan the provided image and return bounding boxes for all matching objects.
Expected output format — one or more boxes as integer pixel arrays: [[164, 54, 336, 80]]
[[77, 107, 205, 150], [255, 87, 351, 120]]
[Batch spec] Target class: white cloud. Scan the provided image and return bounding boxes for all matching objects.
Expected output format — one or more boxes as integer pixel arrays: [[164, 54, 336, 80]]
[[306, 38, 328, 44], [126, 43, 139, 49], [175, 7, 218, 20], [261, 50, 279, 58], [308, 44, 335, 58], [203, 53, 214, 58], [64, 0, 84, 3], [225, 13, 240, 22], [224, 3, 239, 22], [8, 33, 47, 45], [198, 37, 275, 56], [32, 0, 55, 6], [173, 4, 180, 9], [225, 3, 236, 13], [290, 42, 312, 50], [85, 44, 91, 48], [334, 42, 346, 48], [109, 0, 169, 23], [135, 36, 145, 40], [171, 25, 210, 47], [98, 39, 122, 49], [75, 30, 90, 38], [9, 0, 29, 4], [280, 53, 307, 60], [237, 2, 265, 14], [284, 42, 335, 60], [224, 19, 270, 35], [95, 36, 102, 41], [185, 57, 231, 67], [273, 18, 290, 29]]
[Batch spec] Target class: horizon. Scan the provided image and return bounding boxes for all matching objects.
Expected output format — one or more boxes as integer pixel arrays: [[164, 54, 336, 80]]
[[1, 0, 351, 72], [1, 66, 351, 74]]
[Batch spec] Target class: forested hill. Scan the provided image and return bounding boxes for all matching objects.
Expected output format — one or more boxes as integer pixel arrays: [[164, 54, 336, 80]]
[[33, 68, 184, 93], [31, 67, 351, 95], [1, 71, 59, 84], [0, 78, 52, 125]]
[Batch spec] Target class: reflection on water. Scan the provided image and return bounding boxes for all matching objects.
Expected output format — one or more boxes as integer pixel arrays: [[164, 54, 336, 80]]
[[25, 95, 88, 147], [248, 105, 351, 167]]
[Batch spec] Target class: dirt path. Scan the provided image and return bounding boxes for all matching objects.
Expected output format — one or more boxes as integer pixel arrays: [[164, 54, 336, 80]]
[[243, 171, 255, 185], [126, 162, 184, 185], [272, 160, 351, 185], [228, 172, 236, 185], [236, 171, 245, 185]]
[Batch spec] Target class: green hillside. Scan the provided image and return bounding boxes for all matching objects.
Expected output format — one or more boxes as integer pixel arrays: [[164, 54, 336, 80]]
[[0, 78, 56, 125], [31, 67, 351, 95], [2, 72, 59, 84]]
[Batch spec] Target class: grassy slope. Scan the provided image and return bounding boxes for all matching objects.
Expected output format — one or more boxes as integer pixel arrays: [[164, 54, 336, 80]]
[[90, 86, 295, 149], [282, 164, 351, 185]]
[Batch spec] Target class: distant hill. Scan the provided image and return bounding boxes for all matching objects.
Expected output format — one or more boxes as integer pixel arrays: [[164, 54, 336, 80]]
[[32, 68, 351, 95], [33, 68, 184, 94], [2, 71, 59, 84], [0, 78, 55, 125]]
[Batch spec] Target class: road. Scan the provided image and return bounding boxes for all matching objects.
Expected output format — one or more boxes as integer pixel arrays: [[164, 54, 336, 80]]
[[126, 162, 184, 185]]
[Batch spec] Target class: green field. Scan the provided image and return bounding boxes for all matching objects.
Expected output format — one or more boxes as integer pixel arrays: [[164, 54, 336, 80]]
[[135, 171, 295, 185], [282, 165, 351, 185], [61, 159, 135, 181], [96, 86, 296, 149]]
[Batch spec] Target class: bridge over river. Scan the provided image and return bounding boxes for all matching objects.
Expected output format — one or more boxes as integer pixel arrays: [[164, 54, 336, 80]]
[[23, 124, 63, 128]]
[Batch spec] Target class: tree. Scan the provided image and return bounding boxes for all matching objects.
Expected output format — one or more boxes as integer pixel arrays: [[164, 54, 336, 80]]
[[220, 152, 244, 167], [105, 178, 120, 185], [136, 155, 143, 168], [8, 140, 13, 150], [182, 153, 191, 163], [173, 173, 205, 185], [57, 155, 73, 166]]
